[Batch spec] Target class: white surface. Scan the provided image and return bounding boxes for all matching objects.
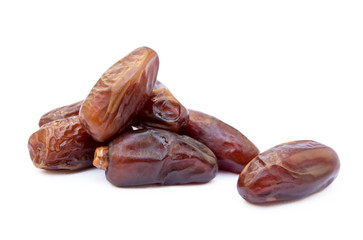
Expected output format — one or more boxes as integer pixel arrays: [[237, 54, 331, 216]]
[[1, 1, 362, 239]]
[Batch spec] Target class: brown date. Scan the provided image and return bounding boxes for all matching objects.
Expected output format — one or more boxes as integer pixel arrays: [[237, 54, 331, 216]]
[[38, 101, 83, 127], [182, 109, 259, 173], [28, 116, 101, 170], [237, 140, 340, 203], [93, 128, 218, 186], [79, 47, 159, 142], [133, 80, 189, 132]]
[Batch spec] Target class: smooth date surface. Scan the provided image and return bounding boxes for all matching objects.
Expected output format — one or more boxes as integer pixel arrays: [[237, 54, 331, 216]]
[[237, 140, 340, 203], [182, 109, 259, 173], [93, 128, 218, 186], [134, 81, 189, 132], [79, 47, 159, 142], [28, 116, 101, 170], [38, 101, 83, 127]]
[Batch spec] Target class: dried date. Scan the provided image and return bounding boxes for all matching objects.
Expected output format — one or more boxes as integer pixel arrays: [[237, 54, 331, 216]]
[[134, 80, 189, 132], [38, 101, 83, 127], [93, 128, 218, 186], [237, 140, 340, 203], [79, 47, 159, 142], [28, 116, 101, 170], [182, 109, 259, 173]]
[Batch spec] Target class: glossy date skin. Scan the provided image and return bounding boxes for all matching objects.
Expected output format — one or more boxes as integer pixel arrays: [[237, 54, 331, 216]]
[[28, 116, 101, 170], [38, 101, 83, 127], [93, 129, 218, 187], [134, 80, 189, 132], [79, 47, 159, 142], [182, 110, 259, 173], [237, 140, 340, 203]]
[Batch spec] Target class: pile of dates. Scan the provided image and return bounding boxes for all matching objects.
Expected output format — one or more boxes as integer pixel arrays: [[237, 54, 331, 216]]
[[28, 47, 340, 204]]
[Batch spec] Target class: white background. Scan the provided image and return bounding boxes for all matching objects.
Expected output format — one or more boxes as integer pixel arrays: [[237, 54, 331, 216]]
[[1, 1, 362, 239]]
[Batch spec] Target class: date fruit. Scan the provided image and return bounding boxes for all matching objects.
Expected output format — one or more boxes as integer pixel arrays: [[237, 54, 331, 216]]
[[237, 140, 340, 203], [79, 47, 159, 142], [134, 80, 189, 132], [38, 101, 83, 127], [93, 128, 218, 186], [28, 116, 101, 170], [182, 109, 259, 173]]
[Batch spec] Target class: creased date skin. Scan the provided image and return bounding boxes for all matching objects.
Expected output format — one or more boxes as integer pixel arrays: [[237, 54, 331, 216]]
[[28, 116, 101, 170], [79, 47, 159, 142], [182, 109, 259, 173], [133, 80, 189, 132], [38, 101, 83, 127], [93, 129, 218, 187], [237, 140, 340, 203]]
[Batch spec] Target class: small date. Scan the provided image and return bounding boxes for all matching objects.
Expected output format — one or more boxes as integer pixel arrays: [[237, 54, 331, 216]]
[[79, 47, 159, 142], [28, 116, 101, 170], [182, 109, 259, 173], [93, 128, 218, 186], [134, 80, 189, 132], [38, 101, 83, 127], [237, 140, 340, 203]]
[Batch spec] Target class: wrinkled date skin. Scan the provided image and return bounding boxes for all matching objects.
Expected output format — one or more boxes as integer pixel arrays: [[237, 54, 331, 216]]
[[237, 140, 340, 203], [38, 101, 83, 127], [182, 110, 259, 173], [134, 80, 189, 132], [79, 47, 159, 142], [28, 116, 101, 170], [93, 128, 218, 187]]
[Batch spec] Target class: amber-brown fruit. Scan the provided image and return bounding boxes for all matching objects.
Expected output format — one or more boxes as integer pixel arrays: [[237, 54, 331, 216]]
[[134, 81, 189, 132], [38, 101, 83, 127], [79, 47, 159, 142], [181, 109, 259, 173], [93, 128, 218, 187], [237, 140, 340, 203], [28, 116, 101, 170]]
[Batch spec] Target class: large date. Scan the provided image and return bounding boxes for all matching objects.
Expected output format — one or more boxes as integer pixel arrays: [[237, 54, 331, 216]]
[[79, 47, 159, 142], [93, 128, 218, 186], [237, 140, 340, 203]]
